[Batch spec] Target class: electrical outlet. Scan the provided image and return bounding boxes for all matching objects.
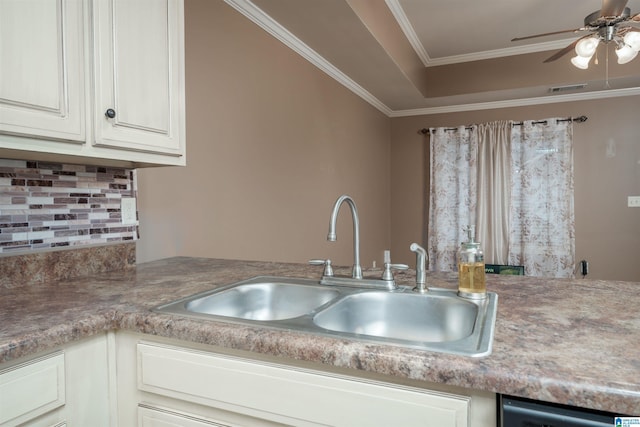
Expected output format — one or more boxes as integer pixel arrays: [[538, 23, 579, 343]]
[[121, 197, 137, 224], [628, 196, 640, 208], [580, 260, 589, 276]]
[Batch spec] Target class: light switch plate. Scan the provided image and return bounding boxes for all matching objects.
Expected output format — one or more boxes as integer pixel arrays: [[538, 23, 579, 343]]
[[121, 197, 137, 224], [628, 196, 640, 208]]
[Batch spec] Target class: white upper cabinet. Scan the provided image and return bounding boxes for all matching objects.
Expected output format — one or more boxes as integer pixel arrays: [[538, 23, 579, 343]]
[[93, 0, 184, 157], [0, 0, 85, 142], [0, 0, 185, 167]]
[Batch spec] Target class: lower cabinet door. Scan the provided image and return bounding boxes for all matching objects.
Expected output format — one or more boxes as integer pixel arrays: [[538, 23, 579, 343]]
[[137, 343, 470, 427], [0, 352, 65, 426]]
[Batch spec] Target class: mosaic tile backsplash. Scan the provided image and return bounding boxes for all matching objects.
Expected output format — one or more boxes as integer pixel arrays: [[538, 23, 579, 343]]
[[0, 159, 138, 254]]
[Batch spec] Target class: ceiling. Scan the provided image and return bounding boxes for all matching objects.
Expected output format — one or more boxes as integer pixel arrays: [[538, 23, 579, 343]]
[[229, 0, 640, 115]]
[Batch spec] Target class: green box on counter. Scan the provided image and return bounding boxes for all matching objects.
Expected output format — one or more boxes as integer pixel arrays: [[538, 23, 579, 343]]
[[485, 264, 525, 275]]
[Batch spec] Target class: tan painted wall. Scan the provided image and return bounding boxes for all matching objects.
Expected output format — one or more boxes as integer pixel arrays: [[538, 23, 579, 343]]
[[136, 0, 391, 268], [390, 96, 640, 281]]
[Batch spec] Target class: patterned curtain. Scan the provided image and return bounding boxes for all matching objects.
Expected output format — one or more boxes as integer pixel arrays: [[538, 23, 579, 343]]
[[427, 118, 575, 278], [509, 119, 575, 278], [427, 125, 478, 272]]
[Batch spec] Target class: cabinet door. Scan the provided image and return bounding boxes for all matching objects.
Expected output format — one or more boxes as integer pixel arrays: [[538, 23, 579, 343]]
[[92, 0, 185, 157], [0, 0, 85, 141], [0, 352, 66, 426]]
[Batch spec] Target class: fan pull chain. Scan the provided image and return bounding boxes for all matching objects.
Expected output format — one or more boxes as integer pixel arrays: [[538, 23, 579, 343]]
[[605, 43, 611, 89]]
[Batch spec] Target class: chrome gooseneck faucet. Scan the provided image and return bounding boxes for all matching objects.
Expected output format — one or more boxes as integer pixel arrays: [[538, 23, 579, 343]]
[[327, 195, 362, 279]]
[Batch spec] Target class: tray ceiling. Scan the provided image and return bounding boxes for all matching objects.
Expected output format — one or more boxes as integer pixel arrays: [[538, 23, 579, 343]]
[[231, 0, 640, 115]]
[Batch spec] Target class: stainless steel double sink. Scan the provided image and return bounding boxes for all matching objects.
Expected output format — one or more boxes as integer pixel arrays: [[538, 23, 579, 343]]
[[154, 276, 498, 357]]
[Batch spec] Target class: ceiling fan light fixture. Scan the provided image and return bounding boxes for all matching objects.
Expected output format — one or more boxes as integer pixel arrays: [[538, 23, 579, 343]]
[[575, 36, 600, 57], [623, 31, 640, 51], [571, 54, 592, 69], [615, 43, 638, 64]]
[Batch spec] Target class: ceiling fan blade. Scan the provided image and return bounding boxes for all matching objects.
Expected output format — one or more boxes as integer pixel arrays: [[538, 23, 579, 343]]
[[543, 34, 593, 63], [511, 28, 583, 42], [543, 40, 579, 63], [600, 0, 629, 17], [618, 19, 640, 28]]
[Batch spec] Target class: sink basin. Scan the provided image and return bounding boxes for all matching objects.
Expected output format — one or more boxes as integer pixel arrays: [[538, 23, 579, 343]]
[[313, 292, 477, 342], [182, 281, 340, 321], [154, 276, 498, 357]]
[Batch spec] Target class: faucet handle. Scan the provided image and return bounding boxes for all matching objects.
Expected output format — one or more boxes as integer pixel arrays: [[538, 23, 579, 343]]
[[381, 263, 409, 281], [309, 259, 334, 277]]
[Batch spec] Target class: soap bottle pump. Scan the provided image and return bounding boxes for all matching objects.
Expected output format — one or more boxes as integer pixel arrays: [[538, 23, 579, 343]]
[[457, 225, 486, 299]]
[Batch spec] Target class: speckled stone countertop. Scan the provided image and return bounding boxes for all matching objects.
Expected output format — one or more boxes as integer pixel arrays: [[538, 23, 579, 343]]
[[1, 257, 639, 415]]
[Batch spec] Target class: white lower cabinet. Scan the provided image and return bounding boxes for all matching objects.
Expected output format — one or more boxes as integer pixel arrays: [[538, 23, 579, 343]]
[[116, 332, 496, 427], [0, 352, 65, 426], [0, 333, 111, 427], [0, 331, 496, 426]]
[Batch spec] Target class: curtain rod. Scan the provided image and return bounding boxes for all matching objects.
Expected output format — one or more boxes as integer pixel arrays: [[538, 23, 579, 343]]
[[418, 115, 587, 134]]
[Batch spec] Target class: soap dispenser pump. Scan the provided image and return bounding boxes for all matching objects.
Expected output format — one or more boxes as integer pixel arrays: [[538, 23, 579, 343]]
[[457, 225, 486, 299]]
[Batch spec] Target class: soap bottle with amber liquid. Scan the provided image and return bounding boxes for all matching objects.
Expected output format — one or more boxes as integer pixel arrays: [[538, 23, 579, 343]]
[[457, 225, 486, 299]]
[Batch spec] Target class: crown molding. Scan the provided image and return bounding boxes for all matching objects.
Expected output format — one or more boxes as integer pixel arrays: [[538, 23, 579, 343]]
[[424, 40, 575, 67], [384, 0, 430, 65], [389, 86, 640, 117]]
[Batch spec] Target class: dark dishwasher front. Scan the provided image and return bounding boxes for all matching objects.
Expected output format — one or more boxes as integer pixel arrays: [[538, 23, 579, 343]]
[[500, 395, 623, 427]]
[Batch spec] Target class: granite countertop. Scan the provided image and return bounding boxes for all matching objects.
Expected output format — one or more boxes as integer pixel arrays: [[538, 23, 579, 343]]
[[1, 256, 639, 415]]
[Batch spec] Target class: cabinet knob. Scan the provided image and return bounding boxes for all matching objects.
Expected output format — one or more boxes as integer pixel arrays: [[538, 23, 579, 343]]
[[105, 108, 116, 119]]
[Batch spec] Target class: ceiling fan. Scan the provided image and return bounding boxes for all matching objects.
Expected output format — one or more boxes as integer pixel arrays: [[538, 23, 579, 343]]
[[511, 0, 640, 68]]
